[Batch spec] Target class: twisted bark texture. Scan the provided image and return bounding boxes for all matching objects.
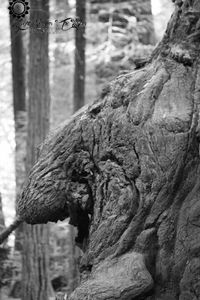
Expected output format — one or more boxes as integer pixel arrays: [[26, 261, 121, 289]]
[[18, 1, 200, 299]]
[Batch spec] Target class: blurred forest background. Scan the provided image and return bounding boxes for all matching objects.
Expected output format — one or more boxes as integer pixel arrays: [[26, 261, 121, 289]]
[[0, 0, 173, 299]]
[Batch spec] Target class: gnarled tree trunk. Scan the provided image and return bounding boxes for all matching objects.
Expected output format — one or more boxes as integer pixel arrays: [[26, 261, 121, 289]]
[[18, 1, 200, 299]]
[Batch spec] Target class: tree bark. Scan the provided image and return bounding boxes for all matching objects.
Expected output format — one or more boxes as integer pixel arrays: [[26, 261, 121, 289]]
[[70, 0, 86, 289], [21, 1, 51, 300], [73, 0, 86, 112], [10, 17, 26, 115], [10, 7, 27, 253], [18, 0, 200, 299], [68, 225, 79, 293]]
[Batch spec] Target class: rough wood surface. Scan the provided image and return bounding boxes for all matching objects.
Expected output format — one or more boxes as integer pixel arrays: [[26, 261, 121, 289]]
[[18, 1, 200, 299], [69, 252, 153, 300]]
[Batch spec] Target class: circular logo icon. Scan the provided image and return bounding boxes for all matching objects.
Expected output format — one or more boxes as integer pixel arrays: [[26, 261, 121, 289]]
[[8, 0, 30, 18]]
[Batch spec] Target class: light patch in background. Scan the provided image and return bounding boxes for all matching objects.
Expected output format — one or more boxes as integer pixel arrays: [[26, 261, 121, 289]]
[[151, 0, 174, 42], [151, 0, 162, 15], [68, 0, 75, 8]]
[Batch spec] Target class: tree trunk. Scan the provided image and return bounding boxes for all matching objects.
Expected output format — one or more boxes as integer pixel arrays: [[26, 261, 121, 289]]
[[18, 0, 200, 299], [73, 0, 86, 112], [10, 8, 27, 253], [21, 1, 51, 300], [68, 225, 80, 293], [69, 0, 87, 290], [9, 13, 27, 299]]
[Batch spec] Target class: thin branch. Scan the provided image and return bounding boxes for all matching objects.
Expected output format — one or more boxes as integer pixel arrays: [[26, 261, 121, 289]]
[[0, 216, 23, 245]]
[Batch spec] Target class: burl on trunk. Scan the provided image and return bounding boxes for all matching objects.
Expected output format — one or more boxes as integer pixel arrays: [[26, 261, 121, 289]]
[[17, 1, 200, 299]]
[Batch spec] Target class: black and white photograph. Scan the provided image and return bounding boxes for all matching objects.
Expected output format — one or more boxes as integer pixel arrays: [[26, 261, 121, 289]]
[[0, 0, 199, 299]]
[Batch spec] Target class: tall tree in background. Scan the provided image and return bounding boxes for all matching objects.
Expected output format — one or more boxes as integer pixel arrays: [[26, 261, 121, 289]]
[[73, 0, 86, 112], [68, 0, 87, 292], [21, 0, 51, 299], [9, 9, 26, 253], [68, 225, 79, 293]]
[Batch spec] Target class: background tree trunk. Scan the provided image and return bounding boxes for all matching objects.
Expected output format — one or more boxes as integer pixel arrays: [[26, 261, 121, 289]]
[[10, 9, 27, 253], [69, 0, 87, 290], [69, 0, 87, 291], [68, 225, 79, 293], [21, 0, 51, 299], [73, 0, 86, 112], [9, 14, 27, 298]]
